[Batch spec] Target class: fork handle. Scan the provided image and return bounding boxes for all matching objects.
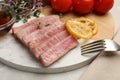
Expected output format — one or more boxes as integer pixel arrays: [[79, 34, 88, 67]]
[[114, 29, 120, 45]]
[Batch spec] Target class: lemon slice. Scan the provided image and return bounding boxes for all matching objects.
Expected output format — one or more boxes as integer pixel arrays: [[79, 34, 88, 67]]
[[66, 17, 98, 39]]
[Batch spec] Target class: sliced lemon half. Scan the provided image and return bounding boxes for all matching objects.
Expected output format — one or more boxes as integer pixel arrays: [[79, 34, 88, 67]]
[[66, 17, 98, 39]]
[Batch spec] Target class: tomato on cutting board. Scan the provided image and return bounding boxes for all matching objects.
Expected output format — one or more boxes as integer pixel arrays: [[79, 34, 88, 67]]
[[94, 0, 114, 14], [51, 0, 72, 13], [72, 0, 94, 15]]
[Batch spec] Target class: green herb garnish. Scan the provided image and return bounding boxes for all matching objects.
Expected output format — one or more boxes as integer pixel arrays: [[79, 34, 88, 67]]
[[23, 18, 27, 23], [45, 24, 50, 27], [59, 13, 63, 18], [38, 22, 42, 29], [34, 9, 41, 17]]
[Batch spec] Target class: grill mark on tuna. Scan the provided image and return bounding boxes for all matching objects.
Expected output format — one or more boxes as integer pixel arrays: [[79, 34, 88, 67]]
[[28, 23, 65, 48], [23, 21, 64, 45], [31, 30, 70, 59], [40, 36, 78, 66]]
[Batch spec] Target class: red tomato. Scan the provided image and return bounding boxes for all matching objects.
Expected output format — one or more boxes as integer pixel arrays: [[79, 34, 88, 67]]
[[94, 0, 114, 14], [72, 0, 94, 15], [51, 0, 72, 13]]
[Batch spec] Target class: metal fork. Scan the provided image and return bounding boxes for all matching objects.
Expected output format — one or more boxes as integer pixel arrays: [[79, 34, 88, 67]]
[[81, 39, 120, 55]]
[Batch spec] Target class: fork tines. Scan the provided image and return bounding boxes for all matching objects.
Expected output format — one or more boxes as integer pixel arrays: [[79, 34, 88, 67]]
[[81, 40, 106, 55]]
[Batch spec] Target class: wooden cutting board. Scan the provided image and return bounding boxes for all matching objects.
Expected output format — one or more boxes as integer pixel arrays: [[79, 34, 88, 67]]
[[41, 6, 115, 40]]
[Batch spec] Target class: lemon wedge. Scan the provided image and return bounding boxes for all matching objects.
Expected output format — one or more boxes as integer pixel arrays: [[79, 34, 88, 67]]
[[66, 17, 98, 39]]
